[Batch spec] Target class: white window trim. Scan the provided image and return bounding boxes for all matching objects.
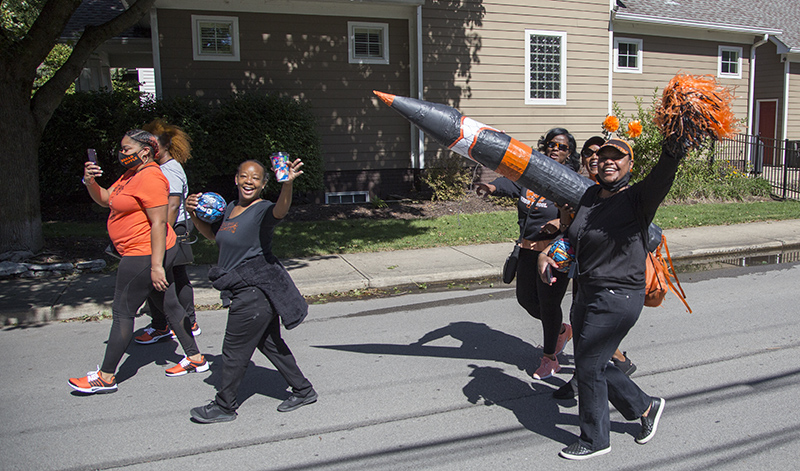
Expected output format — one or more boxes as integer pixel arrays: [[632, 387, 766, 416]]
[[613, 37, 643, 74], [348, 21, 390, 65], [524, 29, 567, 106], [718, 45, 742, 79], [191, 15, 240, 62]]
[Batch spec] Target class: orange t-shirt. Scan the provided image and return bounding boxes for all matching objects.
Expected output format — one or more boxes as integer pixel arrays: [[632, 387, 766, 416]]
[[107, 163, 177, 256]]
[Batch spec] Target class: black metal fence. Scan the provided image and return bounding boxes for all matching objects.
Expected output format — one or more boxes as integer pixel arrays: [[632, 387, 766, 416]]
[[713, 134, 800, 200]]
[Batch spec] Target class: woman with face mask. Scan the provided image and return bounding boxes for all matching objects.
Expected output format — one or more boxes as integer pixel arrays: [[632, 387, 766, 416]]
[[69, 129, 208, 394]]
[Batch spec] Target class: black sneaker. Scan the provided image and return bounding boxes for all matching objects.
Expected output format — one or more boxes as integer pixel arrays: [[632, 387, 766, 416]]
[[636, 397, 665, 444], [277, 388, 318, 412], [611, 351, 637, 376], [559, 442, 611, 460], [553, 377, 577, 400], [190, 401, 237, 423]]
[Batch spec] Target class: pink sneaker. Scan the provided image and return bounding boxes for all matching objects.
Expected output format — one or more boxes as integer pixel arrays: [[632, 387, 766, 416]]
[[533, 356, 561, 380], [555, 323, 573, 355]]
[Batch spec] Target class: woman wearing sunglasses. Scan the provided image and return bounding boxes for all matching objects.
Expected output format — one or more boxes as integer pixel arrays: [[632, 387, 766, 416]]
[[475, 127, 580, 380]]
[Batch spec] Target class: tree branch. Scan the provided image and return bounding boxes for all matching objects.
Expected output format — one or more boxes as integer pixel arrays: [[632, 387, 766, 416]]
[[30, 0, 156, 130], [4, 0, 82, 77]]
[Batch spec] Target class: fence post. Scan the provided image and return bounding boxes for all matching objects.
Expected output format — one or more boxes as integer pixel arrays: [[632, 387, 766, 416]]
[[783, 139, 789, 200]]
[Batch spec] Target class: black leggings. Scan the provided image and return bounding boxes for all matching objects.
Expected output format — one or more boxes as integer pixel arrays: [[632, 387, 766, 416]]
[[516, 248, 570, 355], [145, 264, 196, 330], [100, 245, 199, 374]]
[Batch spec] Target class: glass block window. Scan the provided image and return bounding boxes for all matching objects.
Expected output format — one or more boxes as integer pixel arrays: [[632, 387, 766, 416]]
[[191, 15, 240, 61], [614, 38, 643, 73], [718, 46, 742, 79], [525, 30, 566, 105], [348, 22, 389, 65]]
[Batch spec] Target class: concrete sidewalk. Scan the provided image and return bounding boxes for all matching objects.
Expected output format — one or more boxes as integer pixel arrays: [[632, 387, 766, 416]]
[[2, 219, 800, 325]]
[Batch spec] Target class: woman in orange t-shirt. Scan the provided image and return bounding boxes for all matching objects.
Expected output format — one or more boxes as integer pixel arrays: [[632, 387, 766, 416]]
[[69, 130, 207, 394]]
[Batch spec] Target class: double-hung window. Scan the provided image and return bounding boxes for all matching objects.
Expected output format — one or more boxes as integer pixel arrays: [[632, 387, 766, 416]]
[[525, 30, 566, 105], [614, 37, 643, 73], [718, 46, 742, 79]]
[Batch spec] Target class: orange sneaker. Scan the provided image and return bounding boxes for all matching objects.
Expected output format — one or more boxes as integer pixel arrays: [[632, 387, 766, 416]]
[[165, 356, 209, 377], [555, 323, 573, 355], [69, 367, 117, 394], [134, 326, 171, 345], [533, 356, 561, 380]]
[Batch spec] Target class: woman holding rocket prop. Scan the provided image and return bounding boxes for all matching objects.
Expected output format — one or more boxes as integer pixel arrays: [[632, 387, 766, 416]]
[[475, 128, 579, 380], [538, 74, 737, 460]]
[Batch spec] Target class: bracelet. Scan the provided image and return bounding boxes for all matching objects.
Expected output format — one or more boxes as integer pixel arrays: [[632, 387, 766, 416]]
[[82, 177, 97, 187]]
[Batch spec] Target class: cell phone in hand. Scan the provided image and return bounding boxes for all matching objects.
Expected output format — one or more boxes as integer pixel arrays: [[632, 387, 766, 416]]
[[544, 265, 552, 281], [87, 148, 97, 163]]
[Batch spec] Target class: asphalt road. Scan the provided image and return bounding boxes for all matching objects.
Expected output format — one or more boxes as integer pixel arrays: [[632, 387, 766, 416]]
[[1, 261, 799, 470]]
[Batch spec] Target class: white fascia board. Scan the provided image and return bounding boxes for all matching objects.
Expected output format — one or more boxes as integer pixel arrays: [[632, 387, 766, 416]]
[[613, 11, 782, 36], [155, 0, 422, 18]]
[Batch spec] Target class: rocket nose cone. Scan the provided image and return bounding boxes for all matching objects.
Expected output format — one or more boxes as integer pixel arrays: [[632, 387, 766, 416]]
[[373, 90, 395, 106]]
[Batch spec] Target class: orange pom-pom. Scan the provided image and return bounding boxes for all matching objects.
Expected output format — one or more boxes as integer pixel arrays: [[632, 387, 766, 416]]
[[603, 115, 620, 133], [654, 74, 738, 151], [626, 120, 643, 139]]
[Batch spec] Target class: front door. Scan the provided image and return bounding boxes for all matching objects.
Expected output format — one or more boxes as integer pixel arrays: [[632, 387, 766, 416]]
[[756, 99, 778, 165]]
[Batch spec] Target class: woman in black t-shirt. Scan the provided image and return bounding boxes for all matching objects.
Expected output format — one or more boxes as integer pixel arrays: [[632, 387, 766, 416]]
[[186, 159, 315, 423], [539, 138, 682, 460], [476, 128, 580, 381]]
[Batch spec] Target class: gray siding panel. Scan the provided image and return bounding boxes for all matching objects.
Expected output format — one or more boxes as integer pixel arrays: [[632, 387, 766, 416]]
[[421, 0, 612, 162], [789, 62, 800, 140], [612, 35, 750, 129], [157, 9, 411, 176]]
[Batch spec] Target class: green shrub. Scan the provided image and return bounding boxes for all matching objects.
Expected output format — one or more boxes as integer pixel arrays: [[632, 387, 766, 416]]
[[39, 88, 149, 206], [38, 91, 323, 209], [202, 93, 323, 196], [422, 154, 472, 201], [607, 93, 770, 203]]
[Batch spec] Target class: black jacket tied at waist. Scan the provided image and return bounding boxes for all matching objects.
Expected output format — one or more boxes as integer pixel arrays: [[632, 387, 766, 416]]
[[208, 255, 308, 330]]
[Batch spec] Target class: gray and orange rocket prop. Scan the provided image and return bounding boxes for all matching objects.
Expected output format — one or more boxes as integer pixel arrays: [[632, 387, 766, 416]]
[[373, 90, 591, 208]]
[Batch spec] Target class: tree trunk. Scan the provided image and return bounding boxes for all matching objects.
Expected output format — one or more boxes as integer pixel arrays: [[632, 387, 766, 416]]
[[0, 84, 44, 253]]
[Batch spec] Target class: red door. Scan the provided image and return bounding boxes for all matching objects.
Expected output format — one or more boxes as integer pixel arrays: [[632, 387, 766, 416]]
[[757, 100, 778, 165]]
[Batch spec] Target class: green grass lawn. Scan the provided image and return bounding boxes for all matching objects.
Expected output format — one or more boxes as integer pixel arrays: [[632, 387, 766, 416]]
[[43, 199, 800, 263]]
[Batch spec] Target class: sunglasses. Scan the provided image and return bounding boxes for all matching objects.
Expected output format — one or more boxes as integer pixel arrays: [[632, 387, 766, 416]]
[[547, 142, 570, 152], [581, 149, 599, 158], [597, 152, 629, 162]]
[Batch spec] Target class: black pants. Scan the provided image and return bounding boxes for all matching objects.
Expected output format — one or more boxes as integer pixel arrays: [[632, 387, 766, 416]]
[[101, 245, 199, 374], [215, 287, 312, 412], [145, 264, 196, 330], [516, 248, 570, 354], [572, 283, 651, 450]]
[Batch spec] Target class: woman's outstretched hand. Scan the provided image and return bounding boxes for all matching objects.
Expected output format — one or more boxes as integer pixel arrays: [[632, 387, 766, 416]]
[[284, 158, 304, 183]]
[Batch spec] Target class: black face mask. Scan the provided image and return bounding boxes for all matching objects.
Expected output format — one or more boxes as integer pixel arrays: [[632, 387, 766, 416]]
[[118, 150, 144, 169], [597, 171, 631, 193]]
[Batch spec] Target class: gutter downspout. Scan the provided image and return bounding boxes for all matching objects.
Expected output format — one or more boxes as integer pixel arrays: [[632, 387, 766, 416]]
[[781, 57, 789, 145], [416, 5, 425, 170], [746, 34, 768, 161]]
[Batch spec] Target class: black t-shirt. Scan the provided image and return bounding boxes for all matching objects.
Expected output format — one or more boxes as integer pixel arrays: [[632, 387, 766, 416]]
[[215, 200, 281, 272], [491, 177, 560, 241], [567, 150, 680, 289]]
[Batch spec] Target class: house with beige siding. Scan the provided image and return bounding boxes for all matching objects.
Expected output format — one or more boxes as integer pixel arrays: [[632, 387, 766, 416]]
[[72, 0, 800, 199]]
